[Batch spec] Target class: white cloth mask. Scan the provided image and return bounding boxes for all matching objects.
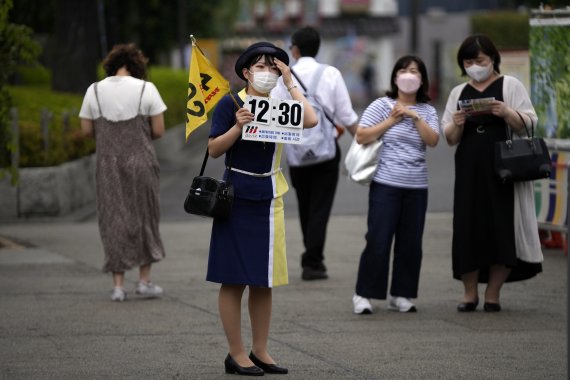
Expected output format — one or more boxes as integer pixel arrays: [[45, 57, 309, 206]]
[[465, 63, 493, 82], [396, 73, 421, 94], [248, 70, 279, 93]]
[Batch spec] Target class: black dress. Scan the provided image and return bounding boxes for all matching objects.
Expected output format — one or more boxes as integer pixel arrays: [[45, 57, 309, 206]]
[[452, 77, 542, 282]]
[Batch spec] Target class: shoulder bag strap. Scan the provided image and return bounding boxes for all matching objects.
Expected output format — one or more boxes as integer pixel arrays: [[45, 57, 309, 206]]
[[138, 81, 147, 115], [510, 111, 532, 140], [199, 148, 209, 176], [200, 146, 234, 179], [93, 82, 103, 118], [199, 94, 235, 178]]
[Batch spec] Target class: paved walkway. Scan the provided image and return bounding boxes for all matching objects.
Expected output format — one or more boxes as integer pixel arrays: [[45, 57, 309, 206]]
[[0, 213, 566, 379], [0, 124, 566, 379]]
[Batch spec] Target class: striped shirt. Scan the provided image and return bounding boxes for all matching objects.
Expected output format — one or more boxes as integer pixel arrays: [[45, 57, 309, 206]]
[[360, 97, 439, 189]]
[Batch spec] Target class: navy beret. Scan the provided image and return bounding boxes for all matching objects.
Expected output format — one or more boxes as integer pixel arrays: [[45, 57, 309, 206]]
[[234, 42, 289, 80]]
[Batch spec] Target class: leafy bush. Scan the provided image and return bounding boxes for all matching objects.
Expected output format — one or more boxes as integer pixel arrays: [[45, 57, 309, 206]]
[[0, 0, 41, 182], [8, 65, 188, 168], [8, 85, 94, 167], [12, 64, 51, 85], [147, 66, 187, 129], [471, 11, 529, 50]]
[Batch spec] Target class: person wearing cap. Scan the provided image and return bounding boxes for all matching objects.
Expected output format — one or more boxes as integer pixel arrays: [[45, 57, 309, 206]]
[[271, 26, 359, 281], [206, 41, 317, 376]]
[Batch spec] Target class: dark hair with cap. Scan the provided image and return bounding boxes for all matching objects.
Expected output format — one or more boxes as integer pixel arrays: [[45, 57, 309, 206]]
[[386, 55, 431, 103], [234, 42, 289, 81], [243, 54, 277, 78], [103, 43, 148, 79], [456, 34, 501, 76], [291, 26, 320, 57]]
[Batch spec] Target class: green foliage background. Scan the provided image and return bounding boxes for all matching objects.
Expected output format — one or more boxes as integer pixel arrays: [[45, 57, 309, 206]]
[[530, 24, 570, 138], [3, 0, 230, 174], [9, 65, 188, 168], [471, 11, 530, 49], [0, 0, 40, 182]]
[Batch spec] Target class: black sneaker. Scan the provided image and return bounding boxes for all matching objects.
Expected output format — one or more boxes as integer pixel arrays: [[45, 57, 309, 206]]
[[301, 267, 328, 281]]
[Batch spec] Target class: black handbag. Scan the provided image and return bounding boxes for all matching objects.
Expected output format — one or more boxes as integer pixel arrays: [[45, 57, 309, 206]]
[[494, 111, 552, 183], [184, 148, 234, 219]]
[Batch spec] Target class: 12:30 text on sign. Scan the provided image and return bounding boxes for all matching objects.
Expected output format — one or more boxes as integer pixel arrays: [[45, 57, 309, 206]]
[[242, 95, 304, 145]]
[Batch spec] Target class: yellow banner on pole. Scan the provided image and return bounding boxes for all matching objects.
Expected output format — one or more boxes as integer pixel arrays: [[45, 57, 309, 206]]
[[186, 36, 230, 140]]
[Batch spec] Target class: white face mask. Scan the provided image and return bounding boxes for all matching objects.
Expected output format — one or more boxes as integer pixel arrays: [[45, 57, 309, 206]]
[[465, 63, 493, 82], [396, 72, 421, 94], [248, 70, 279, 93]]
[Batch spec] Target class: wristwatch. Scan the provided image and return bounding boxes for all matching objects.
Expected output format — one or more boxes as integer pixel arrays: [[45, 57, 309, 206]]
[[412, 113, 422, 122]]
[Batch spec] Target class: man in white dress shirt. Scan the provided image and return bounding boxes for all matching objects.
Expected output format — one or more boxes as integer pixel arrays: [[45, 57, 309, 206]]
[[272, 26, 359, 280]]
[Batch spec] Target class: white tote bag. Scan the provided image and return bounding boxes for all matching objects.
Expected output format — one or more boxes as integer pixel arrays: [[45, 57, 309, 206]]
[[344, 138, 383, 185]]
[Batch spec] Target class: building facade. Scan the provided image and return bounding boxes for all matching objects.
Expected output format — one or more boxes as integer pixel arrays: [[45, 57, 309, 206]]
[[224, 0, 400, 106]]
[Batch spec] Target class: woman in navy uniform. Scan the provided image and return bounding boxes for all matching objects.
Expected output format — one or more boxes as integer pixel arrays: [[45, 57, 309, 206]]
[[206, 42, 317, 375]]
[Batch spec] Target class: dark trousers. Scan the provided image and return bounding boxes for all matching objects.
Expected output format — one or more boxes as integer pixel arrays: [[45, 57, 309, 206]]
[[355, 182, 428, 299], [289, 143, 341, 271]]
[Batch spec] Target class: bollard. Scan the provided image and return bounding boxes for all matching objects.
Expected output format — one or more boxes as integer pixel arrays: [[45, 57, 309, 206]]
[[40, 108, 53, 151], [62, 109, 70, 134], [10, 107, 19, 170]]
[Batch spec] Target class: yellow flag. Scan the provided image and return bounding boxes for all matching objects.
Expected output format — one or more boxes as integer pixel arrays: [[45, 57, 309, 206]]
[[186, 39, 230, 140]]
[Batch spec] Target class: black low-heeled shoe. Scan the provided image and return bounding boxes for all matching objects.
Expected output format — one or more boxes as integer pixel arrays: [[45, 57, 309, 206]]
[[249, 352, 288, 375], [224, 354, 264, 376], [484, 302, 501, 312], [457, 300, 479, 312]]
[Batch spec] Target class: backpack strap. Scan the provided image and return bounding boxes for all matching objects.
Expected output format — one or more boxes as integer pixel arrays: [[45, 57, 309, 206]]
[[307, 64, 327, 98], [290, 65, 335, 126]]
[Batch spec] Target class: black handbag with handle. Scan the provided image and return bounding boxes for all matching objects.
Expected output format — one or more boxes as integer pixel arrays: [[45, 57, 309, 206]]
[[494, 111, 552, 183], [184, 148, 234, 219]]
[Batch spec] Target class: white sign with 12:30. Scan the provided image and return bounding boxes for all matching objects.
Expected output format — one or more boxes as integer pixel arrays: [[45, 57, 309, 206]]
[[242, 95, 304, 145]]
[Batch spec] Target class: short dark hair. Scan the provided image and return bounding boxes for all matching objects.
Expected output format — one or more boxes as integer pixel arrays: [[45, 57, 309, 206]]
[[386, 55, 431, 103], [103, 43, 148, 79], [456, 34, 501, 76], [244, 54, 276, 70], [291, 26, 320, 57]]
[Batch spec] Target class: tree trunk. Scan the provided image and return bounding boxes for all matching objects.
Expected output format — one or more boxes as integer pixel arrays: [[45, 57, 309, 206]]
[[51, 0, 99, 94]]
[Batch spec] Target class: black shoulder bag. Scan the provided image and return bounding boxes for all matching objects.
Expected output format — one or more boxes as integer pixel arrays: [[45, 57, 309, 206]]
[[494, 111, 552, 183], [184, 147, 234, 219]]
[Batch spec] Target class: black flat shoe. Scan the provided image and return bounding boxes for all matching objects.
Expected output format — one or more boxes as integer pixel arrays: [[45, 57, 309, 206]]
[[484, 302, 501, 312], [224, 354, 264, 376], [457, 300, 479, 312], [301, 267, 328, 281], [249, 352, 288, 375]]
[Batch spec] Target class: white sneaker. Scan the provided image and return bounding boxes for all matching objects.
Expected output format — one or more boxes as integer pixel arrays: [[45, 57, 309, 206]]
[[135, 281, 163, 298], [388, 296, 417, 312], [352, 294, 372, 314], [111, 287, 126, 302]]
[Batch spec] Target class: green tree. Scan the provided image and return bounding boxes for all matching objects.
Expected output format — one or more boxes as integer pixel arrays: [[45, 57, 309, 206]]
[[104, 0, 237, 63], [0, 0, 40, 182], [8, 0, 239, 87]]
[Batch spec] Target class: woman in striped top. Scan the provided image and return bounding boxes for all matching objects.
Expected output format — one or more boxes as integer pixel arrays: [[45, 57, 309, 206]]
[[352, 55, 440, 315]]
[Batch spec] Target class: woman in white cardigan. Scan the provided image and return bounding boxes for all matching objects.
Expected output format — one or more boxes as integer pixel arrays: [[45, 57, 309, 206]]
[[442, 34, 543, 313]]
